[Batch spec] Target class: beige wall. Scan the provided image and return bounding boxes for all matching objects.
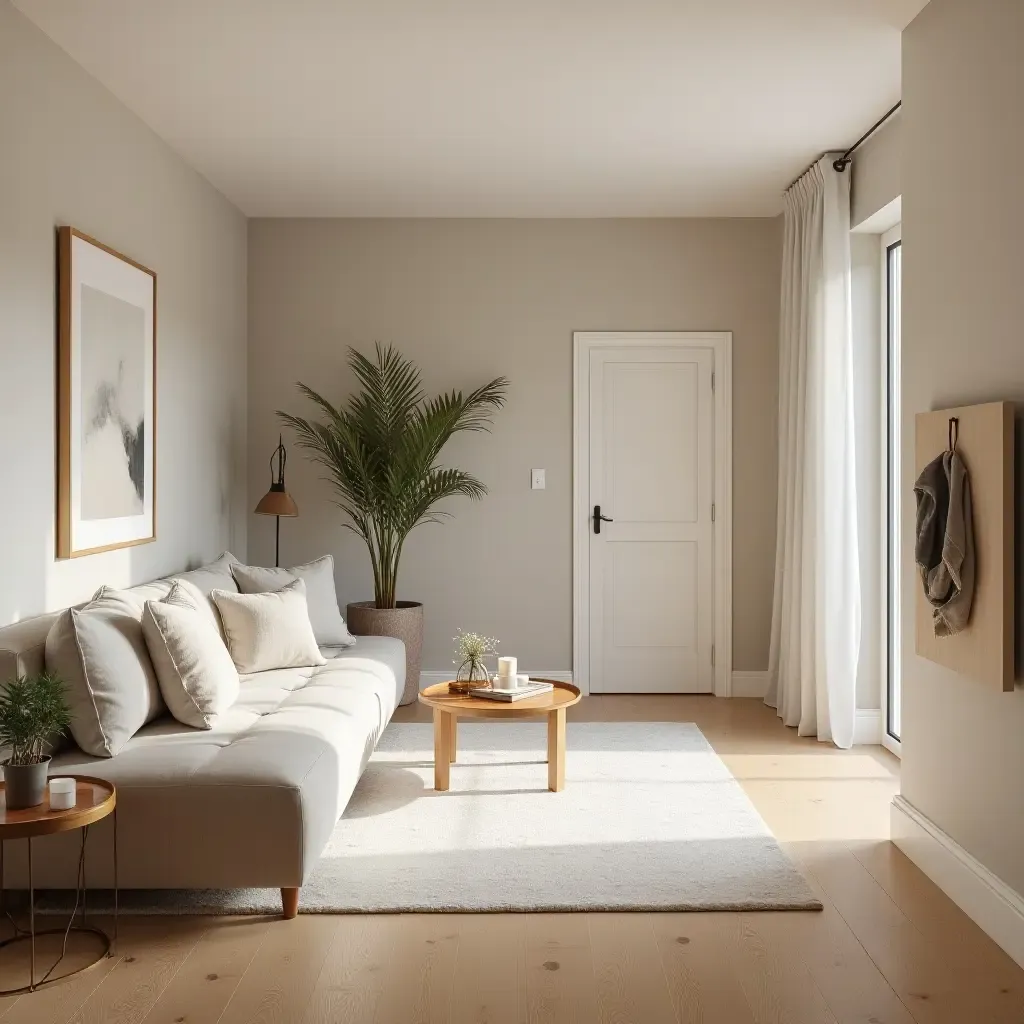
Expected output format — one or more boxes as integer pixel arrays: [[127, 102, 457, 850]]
[[851, 114, 901, 228], [0, 1, 247, 624], [248, 218, 781, 673], [901, 0, 1024, 893]]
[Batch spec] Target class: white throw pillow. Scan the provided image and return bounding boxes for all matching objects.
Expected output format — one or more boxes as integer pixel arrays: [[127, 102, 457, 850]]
[[142, 582, 240, 729], [211, 579, 327, 674], [169, 552, 240, 597], [44, 588, 165, 757], [230, 555, 355, 647], [164, 576, 228, 642]]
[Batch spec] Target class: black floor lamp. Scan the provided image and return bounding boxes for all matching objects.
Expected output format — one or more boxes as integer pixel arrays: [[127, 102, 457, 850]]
[[255, 435, 298, 567]]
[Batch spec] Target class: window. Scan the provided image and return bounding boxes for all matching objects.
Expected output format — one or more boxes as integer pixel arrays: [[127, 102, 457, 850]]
[[883, 225, 902, 753]]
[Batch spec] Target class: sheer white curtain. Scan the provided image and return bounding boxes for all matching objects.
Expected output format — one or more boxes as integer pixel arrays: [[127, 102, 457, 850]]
[[765, 156, 860, 749]]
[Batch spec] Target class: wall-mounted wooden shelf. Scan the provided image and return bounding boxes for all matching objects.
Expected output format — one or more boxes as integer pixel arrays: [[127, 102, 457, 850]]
[[914, 401, 1014, 691]]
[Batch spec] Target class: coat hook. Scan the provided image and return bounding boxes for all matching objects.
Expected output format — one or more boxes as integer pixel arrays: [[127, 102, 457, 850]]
[[948, 416, 959, 452]]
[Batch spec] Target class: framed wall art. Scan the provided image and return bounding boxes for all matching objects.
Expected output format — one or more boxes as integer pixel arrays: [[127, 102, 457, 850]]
[[57, 227, 156, 558]]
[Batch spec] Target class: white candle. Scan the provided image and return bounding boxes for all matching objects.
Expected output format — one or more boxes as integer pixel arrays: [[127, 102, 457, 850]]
[[49, 777, 76, 811], [497, 656, 517, 681], [515, 674, 530, 690]]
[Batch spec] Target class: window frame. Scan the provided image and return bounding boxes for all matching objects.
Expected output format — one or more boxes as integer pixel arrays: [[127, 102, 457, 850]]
[[881, 224, 902, 756]]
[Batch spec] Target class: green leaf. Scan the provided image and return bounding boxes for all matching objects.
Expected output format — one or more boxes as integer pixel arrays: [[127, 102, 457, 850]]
[[0, 672, 72, 765]]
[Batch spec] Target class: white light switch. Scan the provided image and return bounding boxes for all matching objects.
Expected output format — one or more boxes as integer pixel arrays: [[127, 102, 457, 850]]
[[531, 468, 546, 490]]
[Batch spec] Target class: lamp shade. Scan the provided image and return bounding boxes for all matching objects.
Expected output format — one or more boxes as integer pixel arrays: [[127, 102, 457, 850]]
[[254, 487, 298, 517]]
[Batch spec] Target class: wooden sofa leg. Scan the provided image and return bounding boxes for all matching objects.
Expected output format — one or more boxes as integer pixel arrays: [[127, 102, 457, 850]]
[[281, 887, 299, 919]]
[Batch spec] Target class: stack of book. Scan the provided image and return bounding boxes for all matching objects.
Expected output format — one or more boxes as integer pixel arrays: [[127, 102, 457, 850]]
[[474, 680, 554, 702]]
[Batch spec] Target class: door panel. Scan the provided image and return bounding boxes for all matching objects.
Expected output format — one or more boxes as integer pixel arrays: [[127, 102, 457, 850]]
[[609, 540, 697, 648], [589, 347, 714, 693], [606, 363, 699, 523]]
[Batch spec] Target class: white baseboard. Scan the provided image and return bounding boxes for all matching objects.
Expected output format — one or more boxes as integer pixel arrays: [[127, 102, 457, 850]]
[[418, 671, 573, 690], [891, 795, 1024, 970], [730, 671, 769, 698], [853, 708, 883, 745]]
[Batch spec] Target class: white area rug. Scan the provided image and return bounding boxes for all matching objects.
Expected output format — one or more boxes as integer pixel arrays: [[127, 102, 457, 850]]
[[46, 722, 819, 914]]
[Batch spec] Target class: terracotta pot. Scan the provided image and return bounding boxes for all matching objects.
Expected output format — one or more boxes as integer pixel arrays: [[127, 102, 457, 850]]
[[346, 601, 423, 705], [3, 755, 51, 810]]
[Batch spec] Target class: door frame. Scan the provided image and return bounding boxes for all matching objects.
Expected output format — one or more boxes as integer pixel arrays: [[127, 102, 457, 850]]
[[572, 331, 733, 697]]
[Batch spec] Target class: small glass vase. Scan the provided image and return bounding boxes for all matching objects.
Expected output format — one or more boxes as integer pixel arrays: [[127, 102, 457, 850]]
[[449, 656, 492, 695]]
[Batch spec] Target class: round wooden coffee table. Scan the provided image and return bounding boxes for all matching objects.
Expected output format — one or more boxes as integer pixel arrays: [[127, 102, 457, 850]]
[[418, 680, 582, 792], [0, 776, 117, 993]]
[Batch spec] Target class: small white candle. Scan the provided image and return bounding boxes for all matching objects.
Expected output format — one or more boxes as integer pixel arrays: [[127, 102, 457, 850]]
[[515, 674, 530, 689], [49, 778, 76, 811], [497, 656, 517, 681]]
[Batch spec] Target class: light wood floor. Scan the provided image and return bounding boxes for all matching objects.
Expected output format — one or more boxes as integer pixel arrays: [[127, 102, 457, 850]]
[[2, 696, 1022, 1023]]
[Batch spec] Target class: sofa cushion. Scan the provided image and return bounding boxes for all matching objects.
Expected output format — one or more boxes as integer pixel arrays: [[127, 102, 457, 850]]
[[212, 579, 326, 674], [230, 555, 355, 648], [142, 582, 240, 729], [45, 588, 165, 757]]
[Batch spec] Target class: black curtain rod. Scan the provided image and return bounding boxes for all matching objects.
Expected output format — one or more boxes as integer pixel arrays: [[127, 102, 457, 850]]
[[832, 101, 901, 172]]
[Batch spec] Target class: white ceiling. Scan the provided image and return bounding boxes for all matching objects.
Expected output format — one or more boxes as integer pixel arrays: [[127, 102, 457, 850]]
[[14, 0, 927, 217]]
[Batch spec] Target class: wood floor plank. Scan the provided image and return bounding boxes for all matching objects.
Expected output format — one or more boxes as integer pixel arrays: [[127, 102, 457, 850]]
[[750, 905, 916, 1024], [587, 914, 676, 1024], [525, 915, 598, 1024], [801, 842, 1018, 1024], [372, 914, 459, 1024], [650, 912, 757, 1024], [142, 917, 272, 1024], [450, 913, 527, 1024], [851, 839, 1024, 1009], [69, 917, 211, 1024], [299, 915, 394, 1024], [1, 915, 121, 1024], [216, 914, 340, 1024], [729, 914, 839, 1024]]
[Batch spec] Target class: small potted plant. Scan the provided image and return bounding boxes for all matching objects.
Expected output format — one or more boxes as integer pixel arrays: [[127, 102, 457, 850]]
[[449, 630, 499, 694], [0, 673, 72, 810]]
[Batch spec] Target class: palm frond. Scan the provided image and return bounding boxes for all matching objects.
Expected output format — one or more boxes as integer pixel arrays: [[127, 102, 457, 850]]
[[278, 346, 507, 608]]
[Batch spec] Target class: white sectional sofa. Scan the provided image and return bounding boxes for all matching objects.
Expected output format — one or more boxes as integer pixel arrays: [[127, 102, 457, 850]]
[[0, 555, 404, 917]]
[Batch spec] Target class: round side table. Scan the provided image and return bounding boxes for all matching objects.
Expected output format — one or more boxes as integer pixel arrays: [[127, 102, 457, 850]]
[[0, 775, 117, 994], [418, 679, 582, 792]]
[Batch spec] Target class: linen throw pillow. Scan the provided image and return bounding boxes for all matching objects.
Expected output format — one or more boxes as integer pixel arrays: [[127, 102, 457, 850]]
[[142, 582, 240, 729], [170, 551, 240, 597], [212, 579, 326, 674], [163, 575, 228, 643], [44, 588, 166, 757], [230, 555, 355, 647]]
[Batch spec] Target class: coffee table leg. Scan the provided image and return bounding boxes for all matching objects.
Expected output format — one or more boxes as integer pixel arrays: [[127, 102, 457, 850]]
[[547, 708, 566, 792], [449, 714, 457, 763], [433, 710, 451, 791]]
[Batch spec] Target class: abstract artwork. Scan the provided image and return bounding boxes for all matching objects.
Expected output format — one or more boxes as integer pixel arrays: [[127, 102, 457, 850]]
[[58, 228, 156, 557]]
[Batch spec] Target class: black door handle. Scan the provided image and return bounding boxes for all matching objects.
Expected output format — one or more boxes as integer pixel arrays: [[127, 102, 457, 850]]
[[593, 505, 614, 534]]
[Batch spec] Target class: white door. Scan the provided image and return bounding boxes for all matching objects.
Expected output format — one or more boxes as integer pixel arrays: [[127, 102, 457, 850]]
[[588, 346, 715, 693]]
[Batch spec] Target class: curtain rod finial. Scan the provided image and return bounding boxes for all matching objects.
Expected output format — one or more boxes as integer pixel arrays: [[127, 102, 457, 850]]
[[833, 157, 851, 173]]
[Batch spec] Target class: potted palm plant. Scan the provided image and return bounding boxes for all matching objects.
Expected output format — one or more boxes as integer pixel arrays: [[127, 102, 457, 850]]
[[0, 673, 72, 810], [280, 344, 508, 705]]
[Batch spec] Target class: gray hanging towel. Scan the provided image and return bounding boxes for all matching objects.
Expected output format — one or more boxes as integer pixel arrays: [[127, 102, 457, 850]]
[[914, 449, 975, 636]]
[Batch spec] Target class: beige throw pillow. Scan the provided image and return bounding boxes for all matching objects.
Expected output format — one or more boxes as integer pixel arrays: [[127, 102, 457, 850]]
[[230, 555, 355, 647], [212, 579, 326, 674], [142, 582, 240, 729], [44, 588, 165, 758], [169, 551, 240, 597]]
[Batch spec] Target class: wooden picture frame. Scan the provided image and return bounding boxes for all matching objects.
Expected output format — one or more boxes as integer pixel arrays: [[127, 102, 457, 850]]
[[57, 227, 157, 558]]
